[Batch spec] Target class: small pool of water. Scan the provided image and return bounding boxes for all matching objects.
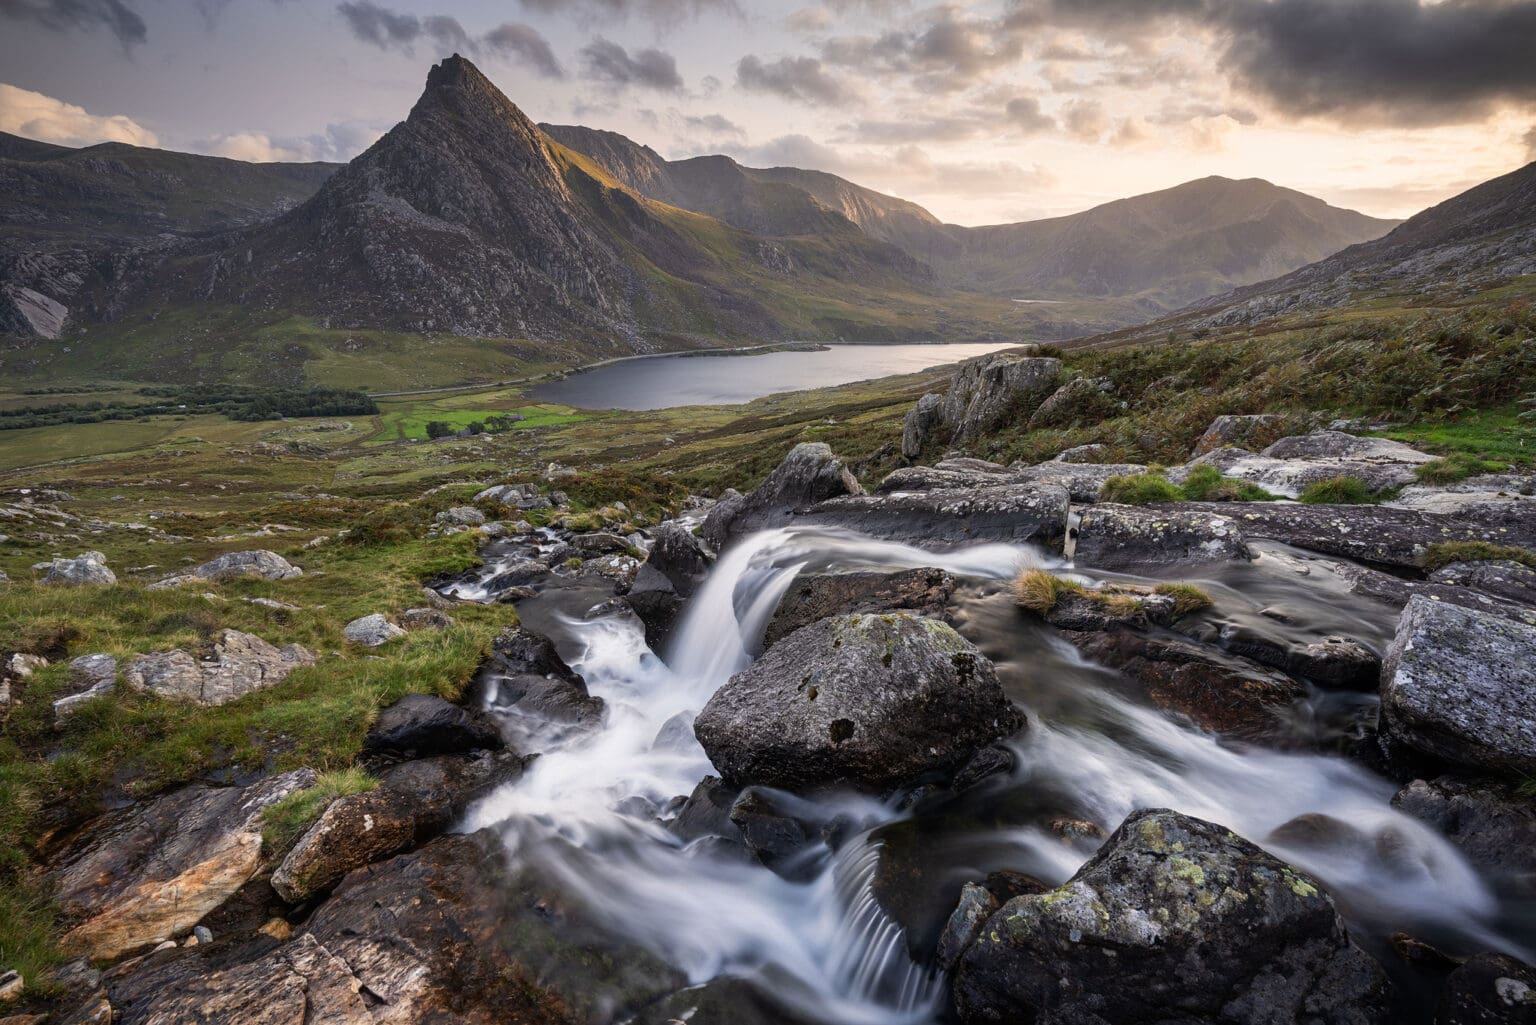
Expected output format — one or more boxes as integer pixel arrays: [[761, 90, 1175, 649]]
[[530, 342, 1018, 411]]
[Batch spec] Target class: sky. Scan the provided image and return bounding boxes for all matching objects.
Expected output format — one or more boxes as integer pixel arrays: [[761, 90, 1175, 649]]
[[1, 0, 1534, 225]]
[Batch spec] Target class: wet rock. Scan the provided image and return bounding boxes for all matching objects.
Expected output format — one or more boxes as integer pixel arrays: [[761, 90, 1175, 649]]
[[1192, 502, 1536, 571], [952, 745, 1015, 791], [122, 631, 315, 706], [1430, 560, 1536, 608], [632, 977, 822, 1025], [902, 392, 945, 459], [939, 882, 1000, 972], [1294, 636, 1382, 689], [483, 557, 550, 591], [695, 613, 1023, 792], [729, 787, 817, 874], [42, 551, 115, 586], [398, 606, 453, 630], [148, 550, 302, 589], [271, 750, 523, 903], [471, 627, 604, 742], [702, 443, 864, 547], [1038, 589, 1178, 632], [763, 568, 956, 650], [1016, 462, 1149, 502], [952, 808, 1389, 1025], [624, 564, 687, 653], [571, 531, 631, 556], [1435, 952, 1536, 1025], [645, 520, 712, 595], [943, 353, 1062, 444], [1392, 777, 1536, 889], [362, 693, 503, 759], [48, 770, 317, 960], [1339, 562, 1536, 628], [1063, 629, 1306, 741], [669, 775, 743, 843], [341, 613, 406, 647], [796, 484, 1071, 550], [1192, 414, 1289, 457], [1379, 596, 1536, 778], [1074, 504, 1252, 574]]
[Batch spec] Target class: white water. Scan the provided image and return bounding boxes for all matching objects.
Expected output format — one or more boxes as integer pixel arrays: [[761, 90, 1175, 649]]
[[463, 526, 1528, 1024]]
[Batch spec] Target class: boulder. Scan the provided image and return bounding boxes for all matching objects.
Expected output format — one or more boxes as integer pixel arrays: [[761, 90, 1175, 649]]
[[1028, 376, 1117, 429], [48, 770, 317, 960], [762, 568, 956, 650], [902, 392, 945, 459], [362, 693, 503, 760], [1064, 629, 1306, 741], [728, 787, 819, 875], [123, 631, 315, 706], [149, 550, 302, 589], [436, 505, 486, 527], [1379, 596, 1536, 777], [1262, 431, 1434, 463], [669, 775, 743, 844], [624, 564, 688, 653], [398, 606, 453, 630], [470, 627, 604, 744], [271, 750, 523, 903], [42, 552, 115, 586], [702, 443, 864, 547], [4, 653, 47, 679], [1017, 462, 1150, 502], [1392, 777, 1536, 889], [795, 484, 1071, 550], [943, 353, 1062, 444], [951, 808, 1388, 1025], [1073, 504, 1252, 574], [1435, 952, 1536, 1025], [342, 613, 406, 647], [53, 654, 119, 720], [1192, 414, 1289, 457], [694, 613, 1023, 792], [645, 521, 712, 594], [1054, 444, 1109, 463], [1429, 560, 1536, 608]]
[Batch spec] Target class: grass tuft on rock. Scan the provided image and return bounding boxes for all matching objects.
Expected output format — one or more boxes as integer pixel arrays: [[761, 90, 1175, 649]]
[[1298, 476, 1378, 505], [1179, 464, 1278, 502], [1153, 583, 1215, 617], [1013, 570, 1082, 614], [1420, 541, 1536, 573], [261, 767, 378, 856], [1413, 453, 1507, 485], [1100, 473, 1184, 505]]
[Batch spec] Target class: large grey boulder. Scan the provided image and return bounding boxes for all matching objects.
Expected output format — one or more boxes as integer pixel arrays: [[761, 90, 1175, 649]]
[[694, 613, 1023, 792], [1379, 596, 1536, 777], [951, 808, 1388, 1025], [48, 770, 317, 960], [702, 443, 864, 547], [123, 631, 315, 707], [1262, 431, 1435, 463], [1192, 413, 1289, 457], [944, 352, 1062, 444], [42, 551, 115, 586], [901, 392, 945, 459], [342, 613, 407, 647], [1028, 376, 1116, 429], [795, 483, 1071, 550], [1435, 952, 1536, 1025], [1073, 504, 1252, 573], [149, 550, 302, 589], [763, 567, 956, 650]]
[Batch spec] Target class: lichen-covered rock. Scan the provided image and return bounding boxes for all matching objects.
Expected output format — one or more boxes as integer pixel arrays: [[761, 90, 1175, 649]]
[[944, 353, 1062, 444], [902, 392, 945, 459], [122, 631, 315, 706], [763, 568, 956, 650], [1186, 448, 1420, 499], [1435, 952, 1536, 1025], [362, 693, 503, 759], [398, 606, 453, 631], [42, 552, 114, 586], [436, 505, 486, 527], [148, 550, 302, 589], [939, 882, 1000, 972], [702, 443, 864, 547], [1074, 504, 1252, 574], [796, 484, 1070, 550], [1379, 596, 1536, 777], [1054, 443, 1109, 463], [952, 809, 1389, 1025], [1429, 559, 1536, 608], [1016, 462, 1149, 502], [694, 613, 1023, 792], [1192, 414, 1289, 457], [1392, 776, 1536, 888], [1262, 431, 1434, 463], [48, 770, 317, 960]]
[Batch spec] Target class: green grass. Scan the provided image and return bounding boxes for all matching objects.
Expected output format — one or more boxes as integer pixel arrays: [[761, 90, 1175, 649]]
[[0, 879, 60, 995], [1420, 541, 1536, 573], [1413, 452, 1509, 485], [1013, 570, 1211, 620], [261, 767, 378, 856], [1153, 583, 1215, 617], [1100, 473, 1184, 505], [1298, 476, 1378, 505], [1378, 407, 1536, 467], [1178, 463, 1279, 502], [382, 403, 591, 443]]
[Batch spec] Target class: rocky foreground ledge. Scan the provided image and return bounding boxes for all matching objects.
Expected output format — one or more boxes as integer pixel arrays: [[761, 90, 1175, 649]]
[[3, 393, 1535, 1023]]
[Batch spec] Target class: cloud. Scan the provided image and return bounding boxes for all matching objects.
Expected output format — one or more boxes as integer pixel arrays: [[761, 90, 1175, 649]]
[[818, 5, 1029, 89], [580, 38, 684, 91], [682, 112, 745, 139], [1005, 96, 1055, 133], [784, 6, 833, 32], [518, 0, 739, 26], [1525, 126, 1536, 162], [336, 2, 563, 77], [730, 133, 1053, 200], [202, 121, 384, 163], [0, 81, 157, 147], [0, 0, 146, 49], [1062, 98, 1107, 141], [736, 54, 853, 105]]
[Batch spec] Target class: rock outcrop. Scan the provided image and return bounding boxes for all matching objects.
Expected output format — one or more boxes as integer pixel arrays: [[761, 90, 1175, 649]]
[[362, 694, 503, 760], [122, 631, 315, 706], [1073, 504, 1252, 573], [702, 443, 863, 547], [951, 808, 1388, 1025], [342, 614, 407, 648], [41, 552, 115, 586], [694, 613, 1022, 792], [943, 353, 1062, 444], [148, 550, 302, 589], [762, 568, 956, 650]]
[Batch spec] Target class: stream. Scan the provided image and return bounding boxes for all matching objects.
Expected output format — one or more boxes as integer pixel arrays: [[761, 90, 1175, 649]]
[[450, 527, 1535, 1024]]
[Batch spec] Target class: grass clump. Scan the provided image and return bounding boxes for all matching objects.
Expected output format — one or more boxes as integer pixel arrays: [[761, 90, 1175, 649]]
[[1179, 463, 1278, 502], [1414, 453, 1507, 485], [1421, 541, 1536, 573], [261, 767, 378, 855], [1100, 473, 1183, 505], [0, 879, 60, 994], [1013, 569, 1082, 614], [1298, 476, 1378, 505], [1153, 583, 1215, 617]]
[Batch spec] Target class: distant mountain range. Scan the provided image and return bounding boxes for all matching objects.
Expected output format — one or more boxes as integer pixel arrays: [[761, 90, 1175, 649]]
[[7, 53, 1528, 390]]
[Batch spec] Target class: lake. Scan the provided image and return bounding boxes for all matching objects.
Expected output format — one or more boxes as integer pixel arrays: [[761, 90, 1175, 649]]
[[530, 342, 1017, 411]]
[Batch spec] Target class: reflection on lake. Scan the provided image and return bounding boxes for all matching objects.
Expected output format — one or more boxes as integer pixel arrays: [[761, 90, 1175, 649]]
[[531, 342, 1017, 411]]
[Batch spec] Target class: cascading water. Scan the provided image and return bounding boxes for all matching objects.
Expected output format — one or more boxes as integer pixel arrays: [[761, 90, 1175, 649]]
[[461, 526, 1533, 1024]]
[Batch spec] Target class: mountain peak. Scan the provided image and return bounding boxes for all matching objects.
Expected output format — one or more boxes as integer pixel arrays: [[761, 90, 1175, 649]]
[[423, 53, 489, 94]]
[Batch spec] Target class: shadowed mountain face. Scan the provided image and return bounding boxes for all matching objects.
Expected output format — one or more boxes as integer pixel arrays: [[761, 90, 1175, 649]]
[[541, 125, 1398, 313], [1190, 161, 1536, 326]]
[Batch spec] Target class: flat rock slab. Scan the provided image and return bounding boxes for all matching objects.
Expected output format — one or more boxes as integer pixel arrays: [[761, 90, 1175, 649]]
[[795, 484, 1070, 551], [762, 568, 957, 650], [123, 630, 315, 706], [1073, 504, 1251, 573], [1380, 595, 1536, 777], [48, 770, 317, 960]]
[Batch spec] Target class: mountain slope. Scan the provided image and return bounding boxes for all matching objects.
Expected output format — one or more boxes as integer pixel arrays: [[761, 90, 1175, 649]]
[[1190, 161, 1536, 326], [947, 177, 1399, 309], [0, 132, 338, 336]]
